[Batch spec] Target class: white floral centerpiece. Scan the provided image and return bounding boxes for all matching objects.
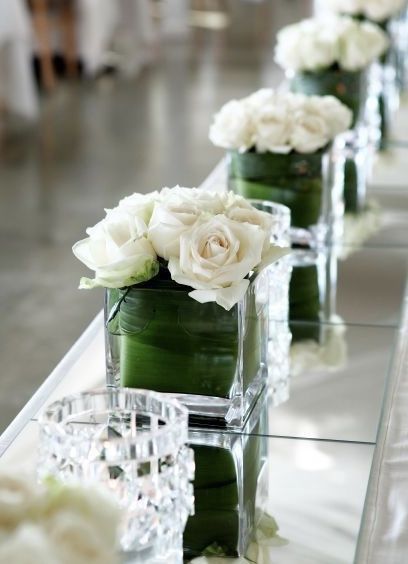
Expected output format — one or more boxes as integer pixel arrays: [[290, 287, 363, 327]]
[[275, 15, 389, 126], [325, 0, 406, 23], [209, 88, 351, 238], [0, 472, 120, 564], [73, 186, 288, 426]]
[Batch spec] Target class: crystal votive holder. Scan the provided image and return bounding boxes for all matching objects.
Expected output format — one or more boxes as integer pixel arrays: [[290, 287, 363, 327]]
[[248, 199, 291, 247], [38, 388, 195, 564]]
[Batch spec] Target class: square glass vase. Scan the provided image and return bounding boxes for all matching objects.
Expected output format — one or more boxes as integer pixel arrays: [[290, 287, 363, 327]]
[[228, 147, 344, 246], [105, 272, 269, 428], [183, 393, 269, 560]]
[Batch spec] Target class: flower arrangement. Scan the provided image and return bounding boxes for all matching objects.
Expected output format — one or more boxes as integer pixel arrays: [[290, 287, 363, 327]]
[[73, 186, 288, 311], [325, 0, 406, 22], [209, 88, 352, 155], [275, 15, 389, 73], [0, 472, 120, 564]]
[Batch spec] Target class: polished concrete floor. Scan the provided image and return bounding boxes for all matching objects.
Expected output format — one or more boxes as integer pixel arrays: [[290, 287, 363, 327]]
[[0, 1, 313, 432]]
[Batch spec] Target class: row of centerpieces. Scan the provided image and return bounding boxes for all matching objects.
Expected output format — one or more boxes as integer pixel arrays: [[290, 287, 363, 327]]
[[13, 3, 405, 564]]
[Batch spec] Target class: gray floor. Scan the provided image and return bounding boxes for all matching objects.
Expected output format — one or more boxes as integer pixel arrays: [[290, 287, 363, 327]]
[[0, 1, 313, 432]]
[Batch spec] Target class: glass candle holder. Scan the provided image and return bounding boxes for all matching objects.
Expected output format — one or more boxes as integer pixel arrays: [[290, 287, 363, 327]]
[[38, 388, 195, 564], [247, 199, 291, 247]]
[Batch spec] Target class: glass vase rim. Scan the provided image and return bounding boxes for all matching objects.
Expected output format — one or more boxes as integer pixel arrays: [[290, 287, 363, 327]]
[[246, 198, 291, 217]]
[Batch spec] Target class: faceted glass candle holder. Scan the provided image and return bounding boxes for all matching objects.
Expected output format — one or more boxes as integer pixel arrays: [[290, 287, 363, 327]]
[[247, 199, 291, 247], [38, 388, 195, 564]]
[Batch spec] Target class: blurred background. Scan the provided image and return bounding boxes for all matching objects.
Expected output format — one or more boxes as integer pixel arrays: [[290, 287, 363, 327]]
[[0, 0, 313, 431]]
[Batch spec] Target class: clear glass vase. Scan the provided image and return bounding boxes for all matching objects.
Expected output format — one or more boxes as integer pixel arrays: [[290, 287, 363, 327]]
[[184, 392, 269, 560], [228, 148, 344, 246], [38, 388, 195, 564], [105, 272, 270, 428]]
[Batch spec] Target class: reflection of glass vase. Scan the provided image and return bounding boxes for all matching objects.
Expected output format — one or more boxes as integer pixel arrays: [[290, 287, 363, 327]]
[[289, 248, 337, 344], [228, 148, 343, 245], [105, 271, 269, 428], [184, 394, 269, 560]]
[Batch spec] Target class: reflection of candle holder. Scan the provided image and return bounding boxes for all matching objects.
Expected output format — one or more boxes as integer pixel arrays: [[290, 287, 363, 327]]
[[38, 389, 195, 563], [184, 393, 269, 560]]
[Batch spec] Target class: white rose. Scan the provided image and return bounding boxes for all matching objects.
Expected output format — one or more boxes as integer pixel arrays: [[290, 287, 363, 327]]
[[364, 0, 405, 21], [325, 0, 360, 16], [159, 186, 226, 214], [275, 20, 338, 72], [251, 102, 292, 154], [45, 511, 118, 564], [303, 96, 352, 136], [224, 197, 276, 250], [0, 473, 42, 529], [244, 88, 276, 110], [168, 215, 287, 310], [209, 99, 254, 152], [290, 109, 330, 153], [0, 524, 56, 564], [43, 482, 120, 548], [73, 207, 159, 289], [148, 187, 227, 259], [338, 18, 388, 70], [117, 191, 159, 233]]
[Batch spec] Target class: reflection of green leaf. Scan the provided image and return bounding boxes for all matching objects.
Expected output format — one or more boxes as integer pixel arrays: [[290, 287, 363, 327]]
[[203, 543, 228, 556]]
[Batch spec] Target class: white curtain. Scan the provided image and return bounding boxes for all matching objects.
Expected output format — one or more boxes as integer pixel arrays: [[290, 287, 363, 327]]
[[0, 0, 38, 119]]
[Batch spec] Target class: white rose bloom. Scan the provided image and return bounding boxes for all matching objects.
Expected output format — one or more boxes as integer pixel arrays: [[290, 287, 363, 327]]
[[339, 18, 388, 70], [45, 510, 118, 564], [325, 0, 360, 16], [73, 207, 159, 289], [276, 15, 388, 72], [290, 109, 330, 153], [0, 524, 56, 564], [275, 20, 338, 72], [209, 99, 254, 152], [149, 186, 228, 259], [245, 88, 277, 110], [365, 0, 406, 21], [252, 102, 292, 154], [303, 96, 352, 136], [168, 215, 287, 310], [0, 473, 43, 529], [225, 198, 275, 248], [117, 191, 159, 233]]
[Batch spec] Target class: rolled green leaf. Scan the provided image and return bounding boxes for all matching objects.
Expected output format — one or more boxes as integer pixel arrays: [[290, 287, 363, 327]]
[[108, 276, 262, 399], [229, 150, 325, 230], [184, 432, 263, 558]]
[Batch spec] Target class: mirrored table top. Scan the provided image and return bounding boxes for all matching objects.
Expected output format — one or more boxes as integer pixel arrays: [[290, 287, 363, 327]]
[[1, 127, 408, 564]]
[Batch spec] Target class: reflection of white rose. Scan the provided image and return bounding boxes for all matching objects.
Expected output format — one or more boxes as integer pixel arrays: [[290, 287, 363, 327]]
[[168, 215, 287, 310], [73, 208, 158, 289], [209, 100, 254, 152], [290, 110, 330, 153]]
